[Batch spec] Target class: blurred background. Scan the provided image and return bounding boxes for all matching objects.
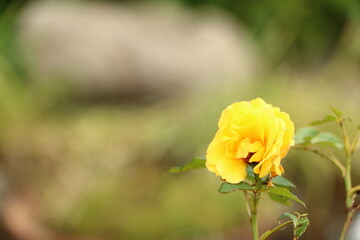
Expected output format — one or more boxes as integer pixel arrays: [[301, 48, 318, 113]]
[[0, 0, 359, 239]]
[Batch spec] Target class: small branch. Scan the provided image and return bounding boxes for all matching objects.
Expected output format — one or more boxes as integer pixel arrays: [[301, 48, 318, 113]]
[[353, 204, 360, 212], [260, 220, 293, 240], [339, 187, 360, 240], [294, 145, 345, 177], [339, 119, 353, 208], [260, 214, 308, 240], [348, 185, 360, 200], [339, 120, 352, 156], [339, 210, 355, 240], [243, 190, 252, 218], [350, 129, 360, 155]]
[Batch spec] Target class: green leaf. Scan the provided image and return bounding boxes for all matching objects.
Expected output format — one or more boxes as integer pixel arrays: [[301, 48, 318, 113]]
[[330, 106, 343, 118], [269, 193, 291, 205], [271, 176, 296, 188], [310, 132, 344, 149], [278, 212, 298, 228], [266, 187, 305, 207], [309, 115, 337, 126], [277, 213, 310, 239], [269, 176, 295, 205], [295, 217, 310, 238], [167, 157, 206, 173], [246, 165, 255, 181], [218, 182, 253, 194], [295, 127, 319, 145]]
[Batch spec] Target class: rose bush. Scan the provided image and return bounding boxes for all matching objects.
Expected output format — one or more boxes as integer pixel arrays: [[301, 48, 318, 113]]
[[206, 98, 294, 183]]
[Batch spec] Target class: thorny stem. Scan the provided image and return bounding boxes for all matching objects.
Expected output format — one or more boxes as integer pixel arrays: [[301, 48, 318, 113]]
[[339, 119, 358, 240], [296, 117, 360, 240], [339, 210, 355, 240]]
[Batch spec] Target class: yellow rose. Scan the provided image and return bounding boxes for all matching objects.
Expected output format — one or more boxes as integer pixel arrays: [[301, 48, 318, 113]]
[[206, 98, 294, 183]]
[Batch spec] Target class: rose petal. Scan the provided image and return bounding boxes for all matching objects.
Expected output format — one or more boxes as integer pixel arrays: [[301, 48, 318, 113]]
[[216, 157, 247, 183]]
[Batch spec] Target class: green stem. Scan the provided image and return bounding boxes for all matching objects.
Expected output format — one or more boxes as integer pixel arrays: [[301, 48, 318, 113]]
[[348, 185, 360, 198], [340, 120, 352, 208], [243, 190, 252, 218], [250, 175, 262, 240], [350, 128, 360, 154], [344, 155, 352, 208], [339, 120, 354, 240], [339, 158, 353, 240], [339, 154, 353, 240], [260, 214, 308, 240], [251, 191, 260, 240], [259, 220, 293, 240]]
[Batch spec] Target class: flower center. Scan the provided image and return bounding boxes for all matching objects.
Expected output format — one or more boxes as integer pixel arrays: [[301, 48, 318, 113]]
[[235, 138, 263, 162]]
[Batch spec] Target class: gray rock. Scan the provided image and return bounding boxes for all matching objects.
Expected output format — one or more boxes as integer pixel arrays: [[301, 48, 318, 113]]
[[19, 1, 260, 99]]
